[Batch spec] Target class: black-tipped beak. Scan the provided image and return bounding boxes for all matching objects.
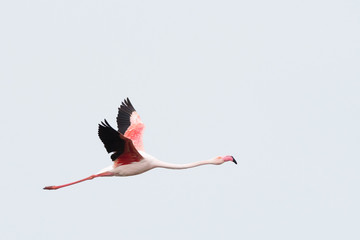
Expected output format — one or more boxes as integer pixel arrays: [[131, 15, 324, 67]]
[[232, 156, 237, 164]]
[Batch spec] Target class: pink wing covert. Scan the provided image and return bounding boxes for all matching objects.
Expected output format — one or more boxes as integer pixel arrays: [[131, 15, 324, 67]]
[[117, 98, 145, 151], [124, 112, 145, 151]]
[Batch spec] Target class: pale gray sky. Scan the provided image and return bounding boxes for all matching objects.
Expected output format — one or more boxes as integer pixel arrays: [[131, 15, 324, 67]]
[[1, 0, 359, 239]]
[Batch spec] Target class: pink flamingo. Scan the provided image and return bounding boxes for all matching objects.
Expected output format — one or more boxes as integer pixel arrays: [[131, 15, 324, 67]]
[[44, 98, 237, 190]]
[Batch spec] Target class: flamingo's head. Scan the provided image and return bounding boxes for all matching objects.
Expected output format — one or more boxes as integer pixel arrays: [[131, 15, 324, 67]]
[[214, 155, 237, 165]]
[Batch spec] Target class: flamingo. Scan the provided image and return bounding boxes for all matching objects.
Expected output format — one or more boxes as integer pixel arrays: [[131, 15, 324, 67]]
[[44, 98, 237, 190]]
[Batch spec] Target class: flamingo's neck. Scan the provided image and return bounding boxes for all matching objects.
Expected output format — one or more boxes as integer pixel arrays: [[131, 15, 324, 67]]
[[154, 158, 216, 170]]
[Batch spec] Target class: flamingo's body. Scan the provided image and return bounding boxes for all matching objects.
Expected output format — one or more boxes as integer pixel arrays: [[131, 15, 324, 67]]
[[44, 98, 236, 190]]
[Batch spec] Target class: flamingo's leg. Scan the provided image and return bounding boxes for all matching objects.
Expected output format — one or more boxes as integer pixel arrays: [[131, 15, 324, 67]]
[[43, 172, 114, 190]]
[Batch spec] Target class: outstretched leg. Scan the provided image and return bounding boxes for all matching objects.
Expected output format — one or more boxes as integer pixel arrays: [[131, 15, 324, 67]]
[[43, 172, 114, 190]]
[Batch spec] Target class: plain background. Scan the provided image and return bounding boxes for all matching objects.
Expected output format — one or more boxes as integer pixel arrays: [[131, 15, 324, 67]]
[[1, 0, 359, 239]]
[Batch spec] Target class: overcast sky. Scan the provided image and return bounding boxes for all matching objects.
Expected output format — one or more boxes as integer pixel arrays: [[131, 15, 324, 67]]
[[1, 0, 359, 239]]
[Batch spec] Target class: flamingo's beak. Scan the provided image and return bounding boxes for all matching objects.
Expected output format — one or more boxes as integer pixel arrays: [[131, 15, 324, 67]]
[[231, 156, 237, 164]]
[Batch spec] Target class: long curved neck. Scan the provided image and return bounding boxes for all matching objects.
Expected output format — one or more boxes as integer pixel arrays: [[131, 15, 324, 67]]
[[154, 158, 216, 170]]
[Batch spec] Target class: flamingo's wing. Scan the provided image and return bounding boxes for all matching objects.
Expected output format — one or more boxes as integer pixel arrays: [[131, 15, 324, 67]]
[[98, 120, 143, 166], [116, 98, 145, 151]]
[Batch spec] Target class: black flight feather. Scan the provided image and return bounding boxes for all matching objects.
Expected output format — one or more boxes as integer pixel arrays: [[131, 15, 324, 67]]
[[98, 119, 125, 161], [117, 98, 136, 134]]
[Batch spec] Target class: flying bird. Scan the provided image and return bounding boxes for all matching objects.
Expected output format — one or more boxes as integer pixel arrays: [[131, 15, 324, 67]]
[[44, 98, 237, 190]]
